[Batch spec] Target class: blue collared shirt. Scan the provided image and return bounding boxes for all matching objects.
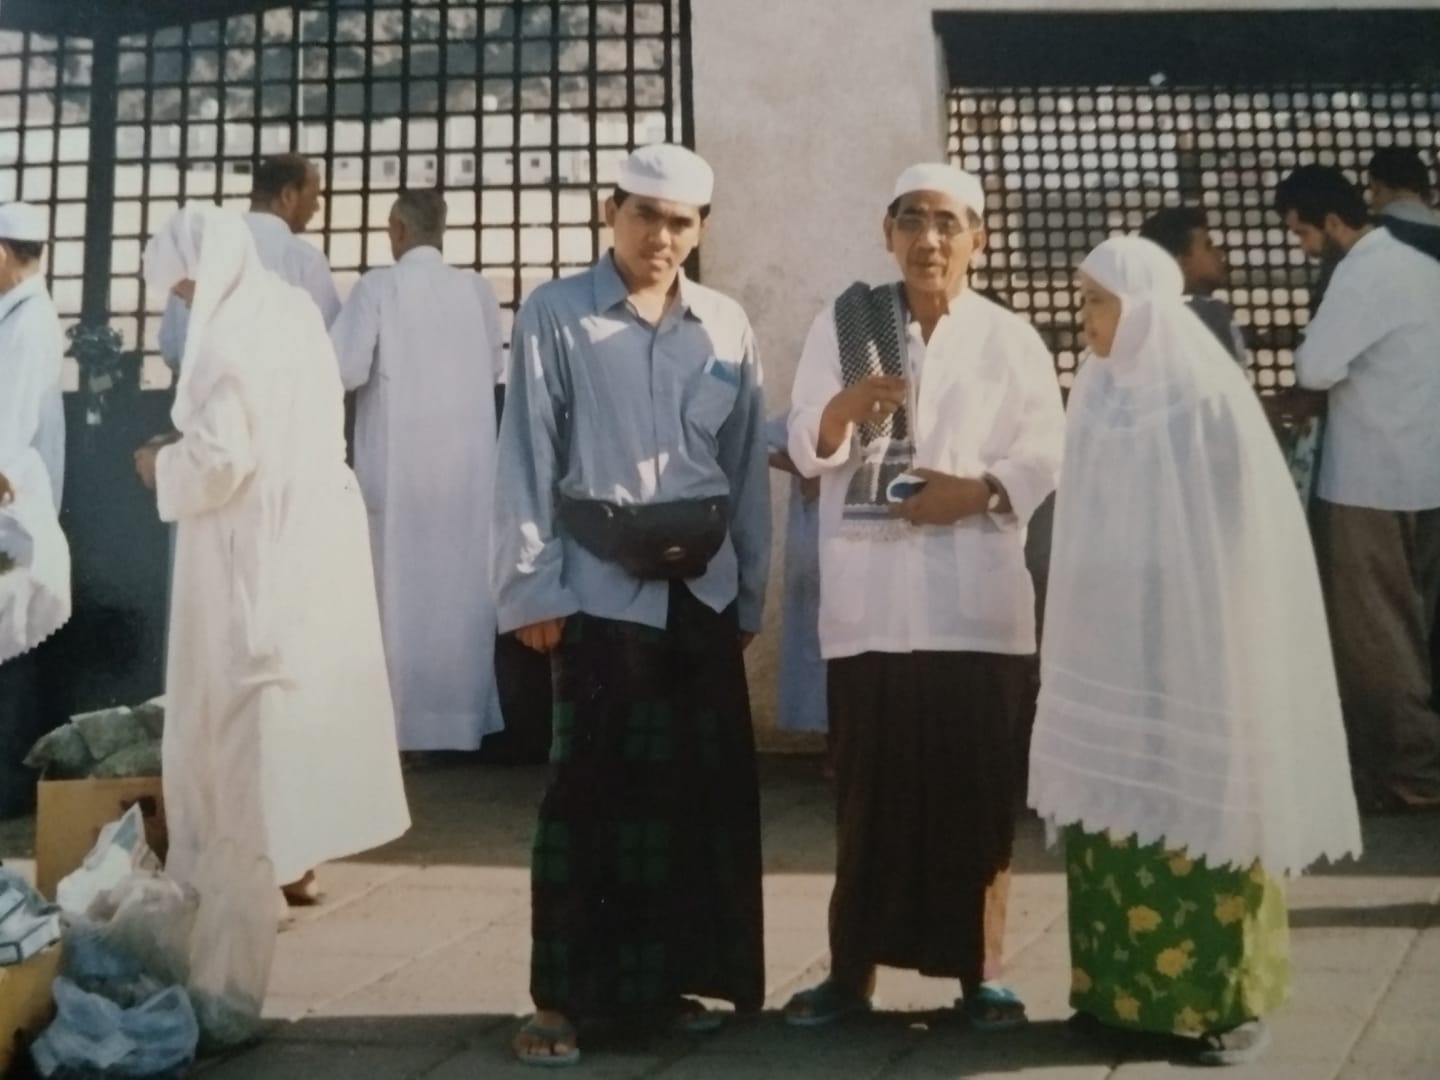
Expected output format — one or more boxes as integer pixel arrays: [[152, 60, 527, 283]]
[[492, 253, 770, 633]]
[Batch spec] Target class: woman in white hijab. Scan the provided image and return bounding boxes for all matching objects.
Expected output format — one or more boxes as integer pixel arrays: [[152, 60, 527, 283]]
[[1028, 236, 1360, 1066], [135, 206, 409, 904]]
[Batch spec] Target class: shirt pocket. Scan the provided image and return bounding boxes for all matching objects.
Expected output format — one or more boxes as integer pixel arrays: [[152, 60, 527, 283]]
[[685, 357, 741, 439]]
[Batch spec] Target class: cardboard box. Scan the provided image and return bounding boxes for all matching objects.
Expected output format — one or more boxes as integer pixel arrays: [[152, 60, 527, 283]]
[[0, 945, 61, 1074], [34, 777, 167, 900]]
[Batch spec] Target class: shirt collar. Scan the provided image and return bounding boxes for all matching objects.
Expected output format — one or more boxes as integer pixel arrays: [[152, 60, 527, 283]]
[[1350, 227, 1390, 258], [399, 245, 444, 266], [0, 273, 46, 323], [1382, 201, 1440, 227], [593, 251, 705, 324], [244, 211, 293, 238], [901, 284, 977, 332]]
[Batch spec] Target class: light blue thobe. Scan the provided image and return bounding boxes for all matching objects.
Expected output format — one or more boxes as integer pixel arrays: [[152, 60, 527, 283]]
[[492, 253, 770, 634], [766, 410, 827, 732]]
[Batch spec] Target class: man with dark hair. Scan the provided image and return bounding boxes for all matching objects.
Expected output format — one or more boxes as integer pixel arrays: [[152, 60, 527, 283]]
[[1368, 147, 1438, 223], [1366, 147, 1440, 263], [494, 144, 769, 1065], [1275, 164, 1440, 814], [330, 189, 507, 758], [1139, 206, 1248, 367], [157, 153, 340, 370], [0, 202, 65, 818]]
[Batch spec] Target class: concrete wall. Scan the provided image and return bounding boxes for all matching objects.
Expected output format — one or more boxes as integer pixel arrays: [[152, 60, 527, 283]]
[[689, 0, 1440, 746]]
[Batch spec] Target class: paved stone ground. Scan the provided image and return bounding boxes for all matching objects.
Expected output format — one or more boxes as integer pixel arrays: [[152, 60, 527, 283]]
[[3, 756, 1438, 1078]]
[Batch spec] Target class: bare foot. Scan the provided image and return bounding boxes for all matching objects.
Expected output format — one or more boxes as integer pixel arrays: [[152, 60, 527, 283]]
[[281, 870, 321, 907], [513, 1009, 579, 1064]]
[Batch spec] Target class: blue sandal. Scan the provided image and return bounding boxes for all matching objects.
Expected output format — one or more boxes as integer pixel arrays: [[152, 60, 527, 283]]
[[958, 984, 1027, 1032], [514, 1017, 581, 1067], [783, 980, 873, 1027]]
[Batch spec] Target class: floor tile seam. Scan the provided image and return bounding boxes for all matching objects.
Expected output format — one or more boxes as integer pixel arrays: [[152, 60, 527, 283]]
[[291, 915, 528, 1020], [761, 949, 833, 1009], [407, 1017, 517, 1079], [284, 865, 423, 926], [1317, 884, 1437, 1080]]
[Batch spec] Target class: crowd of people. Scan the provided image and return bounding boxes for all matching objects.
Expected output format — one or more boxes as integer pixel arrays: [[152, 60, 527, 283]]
[[1, 140, 1438, 1070]]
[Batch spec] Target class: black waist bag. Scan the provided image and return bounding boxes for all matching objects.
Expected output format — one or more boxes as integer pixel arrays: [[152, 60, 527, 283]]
[[559, 495, 729, 581]]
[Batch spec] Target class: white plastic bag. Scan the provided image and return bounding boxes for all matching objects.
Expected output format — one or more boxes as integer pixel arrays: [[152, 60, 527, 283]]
[[89, 871, 200, 988], [56, 804, 162, 916], [184, 838, 278, 1049]]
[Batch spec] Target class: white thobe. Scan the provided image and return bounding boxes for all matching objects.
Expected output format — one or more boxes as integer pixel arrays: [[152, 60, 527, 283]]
[[156, 280, 409, 887], [158, 212, 341, 371], [330, 246, 506, 751], [1296, 227, 1440, 511], [788, 287, 1065, 660], [0, 274, 65, 508]]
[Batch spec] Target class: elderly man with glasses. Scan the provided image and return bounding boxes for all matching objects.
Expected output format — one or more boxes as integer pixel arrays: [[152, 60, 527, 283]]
[[781, 163, 1065, 1030]]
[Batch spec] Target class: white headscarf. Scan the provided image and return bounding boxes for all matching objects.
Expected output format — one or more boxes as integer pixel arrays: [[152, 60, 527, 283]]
[[1028, 235, 1362, 876], [142, 206, 275, 432], [142, 205, 342, 675]]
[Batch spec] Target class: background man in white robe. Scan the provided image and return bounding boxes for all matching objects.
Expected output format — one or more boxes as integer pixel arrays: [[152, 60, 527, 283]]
[[330, 189, 506, 754], [0, 202, 65, 818], [157, 153, 339, 372], [134, 206, 409, 906]]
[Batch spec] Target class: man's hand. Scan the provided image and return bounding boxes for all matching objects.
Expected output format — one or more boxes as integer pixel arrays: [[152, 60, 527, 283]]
[[817, 375, 907, 457], [768, 450, 801, 478], [133, 444, 162, 492], [517, 617, 566, 654], [888, 468, 988, 527], [0, 472, 12, 507], [1263, 388, 1327, 430]]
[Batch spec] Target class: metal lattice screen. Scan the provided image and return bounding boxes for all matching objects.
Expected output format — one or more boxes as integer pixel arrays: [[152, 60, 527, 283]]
[[99, 0, 689, 388], [948, 84, 1440, 391], [0, 30, 93, 351]]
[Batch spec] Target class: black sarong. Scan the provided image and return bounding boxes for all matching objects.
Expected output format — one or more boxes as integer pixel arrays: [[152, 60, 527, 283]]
[[827, 650, 1030, 989], [530, 584, 764, 1022]]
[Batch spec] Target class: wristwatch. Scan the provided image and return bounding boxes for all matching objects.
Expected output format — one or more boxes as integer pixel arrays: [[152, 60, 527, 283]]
[[982, 473, 1004, 513]]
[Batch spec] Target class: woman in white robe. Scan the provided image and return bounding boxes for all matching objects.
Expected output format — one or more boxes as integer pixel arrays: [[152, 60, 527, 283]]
[[1028, 236, 1360, 1065], [137, 206, 409, 900]]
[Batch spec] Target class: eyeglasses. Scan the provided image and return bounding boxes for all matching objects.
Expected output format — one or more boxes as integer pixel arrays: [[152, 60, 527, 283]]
[[892, 212, 972, 239]]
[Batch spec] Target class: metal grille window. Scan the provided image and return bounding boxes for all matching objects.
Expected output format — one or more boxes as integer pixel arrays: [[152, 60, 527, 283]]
[[941, 12, 1440, 392], [106, 0, 691, 389], [0, 29, 93, 362]]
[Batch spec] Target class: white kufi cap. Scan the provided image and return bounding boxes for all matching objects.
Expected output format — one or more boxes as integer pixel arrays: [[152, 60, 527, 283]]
[[892, 163, 985, 218], [0, 202, 47, 244], [618, 143, 715, 208]]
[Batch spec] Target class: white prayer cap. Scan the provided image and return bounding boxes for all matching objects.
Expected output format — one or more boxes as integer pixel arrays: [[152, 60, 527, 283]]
[[0, 202, 47, 244], [618, 143, 715, 208], [892, 163, 985, 218]]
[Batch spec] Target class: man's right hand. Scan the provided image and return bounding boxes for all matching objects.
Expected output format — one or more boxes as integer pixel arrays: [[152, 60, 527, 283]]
[[517, 617, 566, 654], [818, 375, 907, 457]]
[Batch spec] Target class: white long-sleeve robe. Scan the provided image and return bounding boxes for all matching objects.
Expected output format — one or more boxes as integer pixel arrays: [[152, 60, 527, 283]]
[[788, 287, 1065, 660], [330, 246, 506, 751], [0, 274, 64, 509], [153, 224, 408, 886]]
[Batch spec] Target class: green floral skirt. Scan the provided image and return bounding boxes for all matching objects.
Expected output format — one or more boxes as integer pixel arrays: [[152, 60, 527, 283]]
[[1065, 826, 1291, 1037]]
